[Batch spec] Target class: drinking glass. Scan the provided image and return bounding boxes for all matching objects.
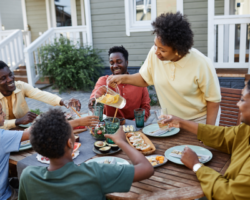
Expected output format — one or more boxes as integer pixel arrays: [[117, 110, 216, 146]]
[[88, 102, 104, 121], [134, 108, 145, 128], [104, 117, 120, 144], [155, 108, 168, 128]]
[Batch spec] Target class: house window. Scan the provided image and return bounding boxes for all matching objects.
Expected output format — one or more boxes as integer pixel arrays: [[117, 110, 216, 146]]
[[55, 0, 72, 27], [125, 0, 183, 36]]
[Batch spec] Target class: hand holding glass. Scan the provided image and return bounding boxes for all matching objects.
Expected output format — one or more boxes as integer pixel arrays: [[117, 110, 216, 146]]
[[155, 108, 169, 128]]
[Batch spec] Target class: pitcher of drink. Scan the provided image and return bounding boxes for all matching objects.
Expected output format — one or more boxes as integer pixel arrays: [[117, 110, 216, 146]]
[[95, 85, 126, 109]]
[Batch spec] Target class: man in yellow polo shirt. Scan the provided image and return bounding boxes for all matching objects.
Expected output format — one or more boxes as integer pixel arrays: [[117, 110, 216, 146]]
[[108, 13, 221, 125], [159, 81, 250, 200], [0, 61, 81, 130]]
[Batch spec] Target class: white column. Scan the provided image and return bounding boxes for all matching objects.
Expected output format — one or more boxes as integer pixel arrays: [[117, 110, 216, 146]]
[[80, 0, 85, 25], [71, 0, 77, 26], [46, 0, 52, 29], [84, 0, 93, 46], [224, 0, 230, 62], [51, 0, 57, 27], [21, 0, 28, 30], [207, 0, 215, 61]]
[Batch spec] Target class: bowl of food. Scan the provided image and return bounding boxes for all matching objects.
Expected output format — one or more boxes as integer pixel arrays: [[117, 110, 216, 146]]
[[108, 143, 119, 150], [99, 146, 111, 153], [90, 124, 106, 140], [94, 141, 106, 150]]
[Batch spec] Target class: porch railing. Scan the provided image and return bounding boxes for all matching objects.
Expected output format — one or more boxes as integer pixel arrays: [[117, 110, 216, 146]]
[[24, 26, 91, 86], [208, 1, 250, 71], [212, 15, 250, 69], [0, 30, 25, 70]]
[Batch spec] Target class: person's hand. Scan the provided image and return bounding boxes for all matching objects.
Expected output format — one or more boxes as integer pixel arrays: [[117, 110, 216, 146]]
[[88, 98, 95, 110], [78, 116, 99, 127], [107, 75, 124, 88], [61, 98, 81, 111], [159, 115, 183, 128], [181, 146, 200, 170], [104, 127, 126, 145], [16, 112, 37, 125]]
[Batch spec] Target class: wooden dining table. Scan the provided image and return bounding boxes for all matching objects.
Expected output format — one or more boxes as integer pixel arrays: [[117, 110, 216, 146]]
[[9, 128, 231, 200]]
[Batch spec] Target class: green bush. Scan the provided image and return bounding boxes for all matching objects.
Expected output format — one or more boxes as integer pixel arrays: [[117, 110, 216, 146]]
[[37, 37, 104, 93]]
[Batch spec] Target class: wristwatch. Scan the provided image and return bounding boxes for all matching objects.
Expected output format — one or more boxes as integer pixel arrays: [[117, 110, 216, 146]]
[[193, 163, 203, 173]]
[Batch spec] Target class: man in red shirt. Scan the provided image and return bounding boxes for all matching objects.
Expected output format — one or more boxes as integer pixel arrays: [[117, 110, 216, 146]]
[[89, 46, 150, 121]]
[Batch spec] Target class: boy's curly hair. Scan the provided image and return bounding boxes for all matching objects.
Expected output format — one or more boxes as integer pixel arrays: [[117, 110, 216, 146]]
[[30, 109, 71, 158]]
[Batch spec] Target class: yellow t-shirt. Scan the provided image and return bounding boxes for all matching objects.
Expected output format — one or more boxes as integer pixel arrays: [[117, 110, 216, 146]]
[[139, 46, 221, 120]]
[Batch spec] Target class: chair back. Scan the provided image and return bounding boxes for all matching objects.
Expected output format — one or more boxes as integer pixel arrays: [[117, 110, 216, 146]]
[[220, 87, 242, 127]]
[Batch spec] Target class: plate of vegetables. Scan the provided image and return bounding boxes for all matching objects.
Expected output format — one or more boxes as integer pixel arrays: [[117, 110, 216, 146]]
[[146, 155, 168, 167]]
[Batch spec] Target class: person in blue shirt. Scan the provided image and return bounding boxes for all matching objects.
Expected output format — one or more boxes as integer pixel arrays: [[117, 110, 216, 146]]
[[0, 103, 99, 200]]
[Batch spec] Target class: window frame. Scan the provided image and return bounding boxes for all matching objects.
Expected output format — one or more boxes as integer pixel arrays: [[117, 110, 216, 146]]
[[124, 0, 183, 36]]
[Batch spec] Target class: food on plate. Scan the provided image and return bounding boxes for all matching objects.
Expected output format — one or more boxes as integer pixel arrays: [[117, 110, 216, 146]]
[[21, 140, 30, 146], [108, 143, 119, 150], [99, 158, 117, 164], [97, 94, 119, 104], [75, 135, 79, 142], [64, 113, 72, 120], [94, 141, 106, 150], [147, 155, 166, 166], [73, 126, 86, 130], [123, 125, 134, 132], [73, 142, 81, 152], [125, 131, 155, 154], [99, 146, 111, 153]]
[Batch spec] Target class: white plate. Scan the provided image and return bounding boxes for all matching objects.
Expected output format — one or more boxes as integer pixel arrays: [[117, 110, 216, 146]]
[[85, 156, 129, 165], [36, 150, 80, 164], [146, 154, 168, 168], [143, 124, 180, 137]]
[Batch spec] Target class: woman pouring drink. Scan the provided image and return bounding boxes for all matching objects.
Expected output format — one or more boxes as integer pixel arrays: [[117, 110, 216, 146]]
[[108, 12, 221, 125]]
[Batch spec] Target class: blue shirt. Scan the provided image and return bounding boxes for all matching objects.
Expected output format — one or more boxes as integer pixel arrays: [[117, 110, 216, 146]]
[[0, 129, 23, 200]]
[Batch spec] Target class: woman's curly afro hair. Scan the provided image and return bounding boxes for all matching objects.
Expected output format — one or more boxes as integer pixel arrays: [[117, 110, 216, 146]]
[[30, 108, 72, 158], [152, 12, 193, 56]]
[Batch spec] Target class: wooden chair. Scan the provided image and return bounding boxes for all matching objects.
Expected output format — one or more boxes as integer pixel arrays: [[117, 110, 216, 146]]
[[219, 87, 242, 127]]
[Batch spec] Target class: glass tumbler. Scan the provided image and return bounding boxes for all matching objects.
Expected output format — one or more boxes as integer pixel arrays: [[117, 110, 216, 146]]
[[134, 108, 145, 128], [104, 117, 120, 144]]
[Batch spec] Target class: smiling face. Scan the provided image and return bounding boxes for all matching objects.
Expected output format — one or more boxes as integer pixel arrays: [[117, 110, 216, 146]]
[[237, 86, 250, 125], [109, 52, 128, 75], [0, 66, 16, 96], [154, 36, 178, 61], [0, 104, 6, 126]]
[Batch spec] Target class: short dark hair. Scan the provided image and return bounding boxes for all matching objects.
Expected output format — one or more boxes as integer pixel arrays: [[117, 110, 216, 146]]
[[30, 109, 72, 158], [0, 61, 8, 70], [108, 46, 129, 61], [152, 12, 193, 56]]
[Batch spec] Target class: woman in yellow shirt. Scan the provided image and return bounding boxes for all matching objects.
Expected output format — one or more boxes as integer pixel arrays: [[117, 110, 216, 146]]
[[108, 12, 221, 125]]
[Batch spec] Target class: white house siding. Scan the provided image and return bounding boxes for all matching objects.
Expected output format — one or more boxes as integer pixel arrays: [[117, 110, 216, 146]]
[[25, 0, 48, 41], [184, 0, 224, 56], [0, 0, 24, 30]]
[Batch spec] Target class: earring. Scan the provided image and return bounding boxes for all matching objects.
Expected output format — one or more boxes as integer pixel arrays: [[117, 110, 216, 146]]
[[176, 52, 178, 56]]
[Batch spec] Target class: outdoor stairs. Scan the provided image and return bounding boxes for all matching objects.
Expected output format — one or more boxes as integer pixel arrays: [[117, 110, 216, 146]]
[[14, 65, 51, 89]]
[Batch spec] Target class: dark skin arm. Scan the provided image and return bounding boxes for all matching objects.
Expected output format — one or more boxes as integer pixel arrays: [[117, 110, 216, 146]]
[[20, 116, 99, 141], [105, 127, 154, 182], [107, 73, 148, 88], [206, 101, 220, 125], [15, 112, 37, 125], [161, 115, 200, 169]]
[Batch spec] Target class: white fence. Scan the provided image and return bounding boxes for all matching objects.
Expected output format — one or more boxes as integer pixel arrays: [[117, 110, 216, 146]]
[[24, 26, 91, 86], [0, 30, 25, 70], [208, 1, 250, 71], [0, 30, 31, 70]]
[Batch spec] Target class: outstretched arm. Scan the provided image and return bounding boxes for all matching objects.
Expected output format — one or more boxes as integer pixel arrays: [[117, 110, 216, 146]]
[[108, 73, 148, 88], [105, 127, 154, 182]]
